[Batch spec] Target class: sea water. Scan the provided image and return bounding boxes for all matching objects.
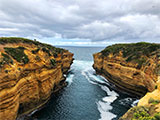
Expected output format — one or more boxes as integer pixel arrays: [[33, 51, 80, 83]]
[[30, 46, 138, 120]]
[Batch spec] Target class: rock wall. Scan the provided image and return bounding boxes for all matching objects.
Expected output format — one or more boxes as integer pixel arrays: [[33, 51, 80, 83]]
[[93, 43, 160, 96], [0, 38, 73, 120], [119, 55, 160, 120], [93, 42, 160, 119]]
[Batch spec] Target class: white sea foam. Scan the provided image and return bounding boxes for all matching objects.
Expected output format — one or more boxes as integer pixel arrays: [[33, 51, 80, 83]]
[[66, 74, 74, 86], [97, 86, 118, 120], [72, 60, 118, 120], [97, 101, 117, 120], [73, 60, 93, 70], [131, 99, 139, 107]]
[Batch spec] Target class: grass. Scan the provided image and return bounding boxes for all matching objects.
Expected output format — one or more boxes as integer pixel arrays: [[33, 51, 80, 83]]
[[0, 53, 13, 68], [131, 106, 160, 120], [50, 59, 56, 67], [101, 42, 160, 58], [101, 42, 160, 69], [42, 47, 51, 56], [0, 37, 65, 54], [148, 98, 160, 105], [4, 47, 29, 64]]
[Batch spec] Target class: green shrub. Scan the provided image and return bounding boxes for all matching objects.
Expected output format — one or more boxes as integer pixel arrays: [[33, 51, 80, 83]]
[[132, 107, 150, 120], [155, 85, 158, 89], [148, 98, 160, 105], [0, 37, 65, 56], [154, 113, 160, 120], [101, 42, 160, 69], [32, 48, 40, 54], [50, 59, 56, 66], [42, 47, 51, 56], [0, 53, 13, 68], [4, 47, 29, 64]]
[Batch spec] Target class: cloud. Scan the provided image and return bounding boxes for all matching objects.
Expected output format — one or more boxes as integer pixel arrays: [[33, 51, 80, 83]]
[[0, 0, 160, 44]]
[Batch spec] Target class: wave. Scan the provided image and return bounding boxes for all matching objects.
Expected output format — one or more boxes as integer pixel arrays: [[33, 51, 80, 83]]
[[97, 85, 118, 120], [97, 101, 117, 120], [74, 60, 118, 120], [68, 60, 138, 120], [66, 74, 75, 86]]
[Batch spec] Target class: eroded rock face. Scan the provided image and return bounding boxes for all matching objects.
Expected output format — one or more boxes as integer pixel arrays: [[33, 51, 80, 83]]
[[93, 42, 160, 120], [93, 43, 160, 96], [0, 37, 73, 120]]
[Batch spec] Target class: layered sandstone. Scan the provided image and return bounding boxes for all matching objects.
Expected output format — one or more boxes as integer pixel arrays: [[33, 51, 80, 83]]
[[93, 42, 160, 96], [93, 42, 160, 120], [119, 56, 160, 120], [0, 37, 73, 120]]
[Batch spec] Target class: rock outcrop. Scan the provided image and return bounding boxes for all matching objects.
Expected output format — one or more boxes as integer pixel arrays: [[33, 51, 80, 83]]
[[0, 37, 73, 120], [120, 57, 160, 120], [93, 42, 160, 96], [119, 79, 160, 120], [93, 42, 160, 120]]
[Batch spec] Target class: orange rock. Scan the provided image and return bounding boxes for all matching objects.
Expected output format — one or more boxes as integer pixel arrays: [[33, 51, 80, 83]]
[[0, 39, 73, 120]]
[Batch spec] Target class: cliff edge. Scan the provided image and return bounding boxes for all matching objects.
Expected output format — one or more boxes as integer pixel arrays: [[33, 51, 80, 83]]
[[0, 37, 73, 120], [93, 42, 160, 120], [93, 42, 160, 96]]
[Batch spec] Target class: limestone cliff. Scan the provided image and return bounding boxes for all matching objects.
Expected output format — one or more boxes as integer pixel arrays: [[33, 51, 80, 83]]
[[93, 42, 160, 96], [119, 56, 160, 120], [93, 42, 160, 120], [0, 37, 74, 120]]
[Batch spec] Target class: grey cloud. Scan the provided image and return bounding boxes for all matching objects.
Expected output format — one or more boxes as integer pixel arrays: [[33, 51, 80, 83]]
[[0, 0, 160, 43]]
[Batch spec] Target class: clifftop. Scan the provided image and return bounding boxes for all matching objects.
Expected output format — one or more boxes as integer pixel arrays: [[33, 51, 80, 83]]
[[0, 37, 73, 120], [101, 42, 160, 69]]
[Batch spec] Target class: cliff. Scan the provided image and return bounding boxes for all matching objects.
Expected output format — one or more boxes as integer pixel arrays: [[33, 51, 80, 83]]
[[93, 42, 160, 120], [120, 56, 160, 120], [0, 37, 74, 120], [93, 42, 160, 96]]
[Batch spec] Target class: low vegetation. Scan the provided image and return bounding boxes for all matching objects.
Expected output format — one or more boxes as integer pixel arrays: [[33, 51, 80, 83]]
[[0, 37, 69, 67], [0, 53, 13, 68], [31, 48, 40, 54], [4, 47, 29, 64], [0, 37, 65, 55], [129, 106, 160, 120], [148, 98, 160, 105], [50, 59, 56, 67], [101, 42, 160, 69]]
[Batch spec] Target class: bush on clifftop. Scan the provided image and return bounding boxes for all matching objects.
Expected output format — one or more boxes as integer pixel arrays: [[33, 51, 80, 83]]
[[101, 42, 160, 69], [0, 37, 65, 54], [4, 47, 29, 64]]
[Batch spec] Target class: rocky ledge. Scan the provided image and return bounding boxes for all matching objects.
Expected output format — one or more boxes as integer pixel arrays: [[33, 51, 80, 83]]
[[0, 37, 74, 120]]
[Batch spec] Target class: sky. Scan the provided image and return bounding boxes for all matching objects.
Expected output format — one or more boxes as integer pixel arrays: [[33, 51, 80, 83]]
[[0, 0, 160, 46]]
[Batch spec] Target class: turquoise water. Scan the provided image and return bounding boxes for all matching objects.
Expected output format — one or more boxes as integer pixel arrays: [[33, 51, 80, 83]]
[[28, 46, 137, 120]]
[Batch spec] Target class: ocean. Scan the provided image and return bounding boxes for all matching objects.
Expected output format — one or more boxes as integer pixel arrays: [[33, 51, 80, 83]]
[[29, 46, 138, 120]]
